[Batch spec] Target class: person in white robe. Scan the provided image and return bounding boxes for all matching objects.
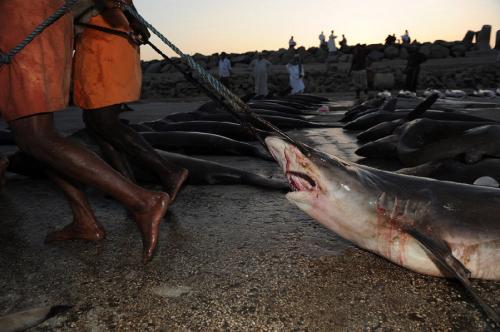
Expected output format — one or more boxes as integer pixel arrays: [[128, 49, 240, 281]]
[[328, 31, 338, 53], [250, 53, 272, 97], [401, 30, 411, 44], [218, 52, 232, 87], [319, 31, 326, 48], [287, 55, 305, 95]]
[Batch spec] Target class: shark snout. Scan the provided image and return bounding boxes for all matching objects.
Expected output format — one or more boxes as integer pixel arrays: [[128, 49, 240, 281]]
[[265, 136, 287, 166], [265, 136, 321, 194]]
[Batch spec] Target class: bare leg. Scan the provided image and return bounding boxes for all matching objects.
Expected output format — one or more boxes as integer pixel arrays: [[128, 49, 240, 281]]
[[10, 113, 169, 263], [45, 170, 106, 243], [0, 155, 8, 190], [83, 105, 189, 201], [87, 126, 136, 182]]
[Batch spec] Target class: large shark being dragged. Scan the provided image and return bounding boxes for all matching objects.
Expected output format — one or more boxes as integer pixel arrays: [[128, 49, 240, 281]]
[[265, 135, 500, 324]]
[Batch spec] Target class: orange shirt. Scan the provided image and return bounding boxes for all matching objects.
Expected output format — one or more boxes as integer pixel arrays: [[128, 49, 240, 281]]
[[73, 11, 142, 110], [0, 0, 73, 122]]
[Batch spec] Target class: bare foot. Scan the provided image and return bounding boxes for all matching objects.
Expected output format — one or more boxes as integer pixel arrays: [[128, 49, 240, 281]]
[[46, 220, 106, 243], [132, 192, 170, 263], [0, 156, 8, 190], [161, 168, 189, 202]]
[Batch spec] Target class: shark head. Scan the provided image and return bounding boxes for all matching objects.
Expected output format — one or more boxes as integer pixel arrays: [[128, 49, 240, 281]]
[[265, 136, 373, 238], [266, 136, 325, 211]]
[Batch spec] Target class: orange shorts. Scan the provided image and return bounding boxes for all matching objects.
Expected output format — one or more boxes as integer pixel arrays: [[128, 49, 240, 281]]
[[73, 14, 142, 110], [0, 0, 73, 122]]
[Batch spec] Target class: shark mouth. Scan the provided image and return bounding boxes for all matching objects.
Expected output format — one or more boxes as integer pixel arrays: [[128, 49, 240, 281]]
[[286, 171, 317, 192], [265, 136, 320, 193]]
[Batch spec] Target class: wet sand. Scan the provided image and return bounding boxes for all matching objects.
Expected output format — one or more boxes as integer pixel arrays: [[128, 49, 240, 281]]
[[0, 97, 499, 331]]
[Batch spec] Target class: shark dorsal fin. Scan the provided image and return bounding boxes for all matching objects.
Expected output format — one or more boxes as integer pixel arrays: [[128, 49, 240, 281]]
[[382, 98, 398, 112], [406, 94, 439, 121]]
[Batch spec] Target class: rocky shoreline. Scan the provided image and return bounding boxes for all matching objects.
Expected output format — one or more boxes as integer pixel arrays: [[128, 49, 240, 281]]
[[141, 26, 500, 99]]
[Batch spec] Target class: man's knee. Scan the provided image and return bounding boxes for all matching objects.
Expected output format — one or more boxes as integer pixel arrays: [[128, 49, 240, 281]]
[[83, 105, 122, 132], [12, 125, 55, 157]]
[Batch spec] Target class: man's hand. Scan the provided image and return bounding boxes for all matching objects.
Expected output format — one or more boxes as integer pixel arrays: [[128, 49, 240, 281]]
[[129, 20, 150, 45], [98, 0, 128, 9]]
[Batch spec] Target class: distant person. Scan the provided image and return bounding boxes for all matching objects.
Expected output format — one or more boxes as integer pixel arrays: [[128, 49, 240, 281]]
[[319, 31, 327, 49], [287, 55, 305, 95], [250, 53, 272, 97], [402, 30, 411, 44], [385, 34, 396, 45], [349, 44, 370, 99], [405, 46, 427, 92], [339, 34, 348, 51], [289, 36, 297, 49], [218, 52, 232, 87], [328, 31, 338, 54]]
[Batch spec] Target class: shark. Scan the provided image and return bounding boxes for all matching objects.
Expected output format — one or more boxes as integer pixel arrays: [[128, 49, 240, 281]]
[[265, 135, 500, 325]]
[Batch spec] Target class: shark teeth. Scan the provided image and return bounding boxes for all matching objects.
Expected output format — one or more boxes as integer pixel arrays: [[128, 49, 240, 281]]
[[286, 171, 317, 192]]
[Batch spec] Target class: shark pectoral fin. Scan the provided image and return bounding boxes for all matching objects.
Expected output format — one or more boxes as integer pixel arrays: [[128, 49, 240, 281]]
[[406, 228, 500, 326], [406, 228, 471, 278]]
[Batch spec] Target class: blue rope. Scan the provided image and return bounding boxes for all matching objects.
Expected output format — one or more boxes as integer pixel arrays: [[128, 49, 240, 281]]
[[0, 0, 80, 65]]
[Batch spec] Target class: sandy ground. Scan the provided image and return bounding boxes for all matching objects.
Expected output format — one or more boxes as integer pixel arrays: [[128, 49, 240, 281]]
[[1, 96, 499, 331]]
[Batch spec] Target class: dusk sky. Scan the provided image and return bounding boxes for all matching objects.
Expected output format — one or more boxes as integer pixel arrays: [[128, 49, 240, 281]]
[[134, 0, 500, 60]]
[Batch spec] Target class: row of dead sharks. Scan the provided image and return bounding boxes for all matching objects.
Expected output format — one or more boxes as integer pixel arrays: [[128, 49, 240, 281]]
[[1, 93, 499, 329], [345, 95, 500, 187]]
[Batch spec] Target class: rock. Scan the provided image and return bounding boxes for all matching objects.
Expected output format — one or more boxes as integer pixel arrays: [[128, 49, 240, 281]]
[[374, 73, 395, 90], [281, 48, 295, 64], [338, 54, 351, 63], [384, 46, 400, 59], [307, 47, 318, 55], [463, 30, 475, 46], [325, 54, 339, 64], [466, 50, 497, 57], [476, 25, 492, 50], [429, 44, 450, 59], [433, 40, 449, 46], [314, 47, 329, 62], [451, 43, 466, 57], [399, 47, 409, 59], [340, 45, 353, 54], [367, 50, 384, 62], [159, 64, 173, 73], [192, 53, 207, 63], [144, 61, 163, 74], [296, 47, 308, 58], [366, 44, 385, 52], [231, 54, 253, 65], [419, 44, 431, 57], [495, 30, 500, 50]]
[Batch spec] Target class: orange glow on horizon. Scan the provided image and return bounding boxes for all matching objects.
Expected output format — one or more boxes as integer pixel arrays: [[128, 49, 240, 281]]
[[134, 0, 500, 60]]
